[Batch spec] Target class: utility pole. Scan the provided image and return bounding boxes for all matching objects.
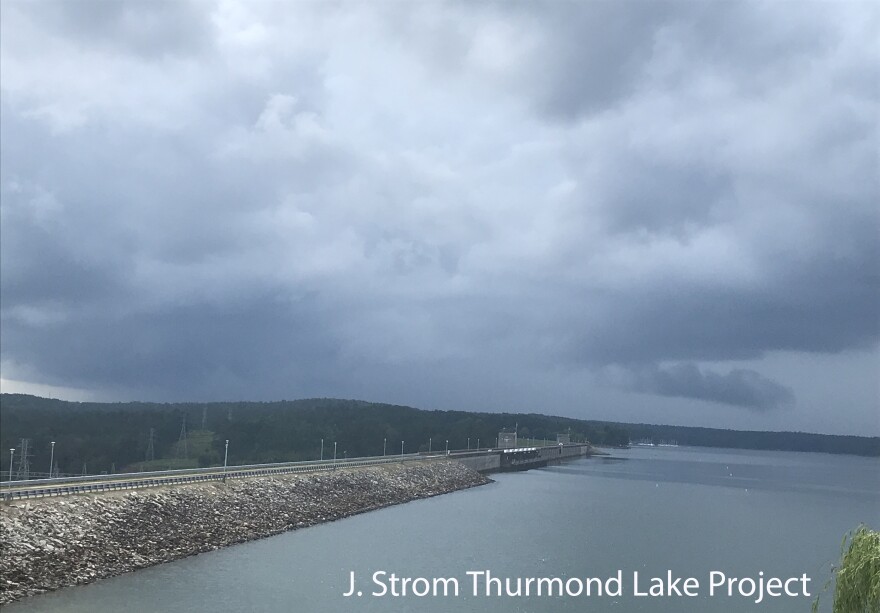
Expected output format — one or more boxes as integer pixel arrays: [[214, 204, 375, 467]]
[[178, 416, 188, 459], [222, 439, 229, 483], [145, 428, 155, 463], [16, 439, 31, 480], [48, 442, 55, 479]]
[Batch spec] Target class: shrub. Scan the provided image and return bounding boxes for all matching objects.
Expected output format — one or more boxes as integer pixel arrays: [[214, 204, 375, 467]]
[[813, 525, 880, 613]]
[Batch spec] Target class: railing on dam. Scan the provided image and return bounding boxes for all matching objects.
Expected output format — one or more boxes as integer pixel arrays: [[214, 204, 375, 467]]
[[0, 452, 445, 502], [0, 444, 592, 501]]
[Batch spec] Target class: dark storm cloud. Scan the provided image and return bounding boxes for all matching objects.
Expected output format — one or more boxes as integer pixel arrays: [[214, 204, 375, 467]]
[[1, 1, 877, 431], [624, 363, 795, 411], [568, 248, 880, 366], [1, 292, 343, 400]]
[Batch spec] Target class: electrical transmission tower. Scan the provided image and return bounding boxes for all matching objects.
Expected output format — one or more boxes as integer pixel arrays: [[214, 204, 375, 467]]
[[178, 417, 188, 459], [15, 439, 31, 480], [145, 428, 155, 463]]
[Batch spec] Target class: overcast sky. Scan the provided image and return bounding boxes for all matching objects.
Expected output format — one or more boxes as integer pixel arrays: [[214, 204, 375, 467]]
[[1, 0, 878, 435]]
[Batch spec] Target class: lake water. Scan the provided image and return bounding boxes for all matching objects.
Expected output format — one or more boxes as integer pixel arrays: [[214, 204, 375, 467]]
[[7, 446, 879, 612]]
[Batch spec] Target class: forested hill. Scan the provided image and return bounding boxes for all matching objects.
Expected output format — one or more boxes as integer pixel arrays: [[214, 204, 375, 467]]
[[0, 394, 629, 477], [622, 423, 879, 457], [1, 394, 877, 479]]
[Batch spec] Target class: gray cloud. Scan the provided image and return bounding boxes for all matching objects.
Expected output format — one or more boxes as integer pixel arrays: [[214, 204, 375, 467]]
[[0, 0, 877, 434], [615, 363, 795, 411], [29, 0, 213, 59]]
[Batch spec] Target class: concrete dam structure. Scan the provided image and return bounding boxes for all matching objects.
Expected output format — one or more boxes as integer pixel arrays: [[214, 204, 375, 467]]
[[0, 460, 488, 604], [0, 444, 593, 604], [452, 443, 592, 473]]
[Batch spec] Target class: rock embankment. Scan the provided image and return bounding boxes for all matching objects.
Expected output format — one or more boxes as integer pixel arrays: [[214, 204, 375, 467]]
[[0, 460, 489, 603]]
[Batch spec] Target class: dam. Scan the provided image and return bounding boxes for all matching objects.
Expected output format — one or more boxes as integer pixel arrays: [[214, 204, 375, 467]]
[[449, 443, 592, 473], [0, 443, 593, 604]]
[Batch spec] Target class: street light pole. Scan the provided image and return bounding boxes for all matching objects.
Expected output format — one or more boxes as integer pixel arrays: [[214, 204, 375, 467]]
[[467, 437, 470, 450], [477, 438, 480, 450], [334, 441, 337, 466], [49, 442, 55, 479], [383, 438, 386, 456], [445, 440, 448, 456], [401, 440, 404, 458], [8, 448, 14, 482], [222, 439, 229, 483], [320, 438, 324, 461]]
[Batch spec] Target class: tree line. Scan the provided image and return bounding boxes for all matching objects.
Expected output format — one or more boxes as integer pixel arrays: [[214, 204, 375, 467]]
[[1, 394, 876, 479], [0, 395, 627, 477]]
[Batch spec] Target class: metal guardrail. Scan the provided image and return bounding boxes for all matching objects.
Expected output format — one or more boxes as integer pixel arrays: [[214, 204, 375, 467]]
[[0, 453, 446, 502], [0, 445, 579, 501]]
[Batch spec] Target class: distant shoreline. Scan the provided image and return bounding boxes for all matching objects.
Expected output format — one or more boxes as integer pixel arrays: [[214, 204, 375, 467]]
[[599, 443, 880, 459]]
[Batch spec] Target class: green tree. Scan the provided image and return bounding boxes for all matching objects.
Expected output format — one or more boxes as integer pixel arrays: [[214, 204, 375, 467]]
[[813, 525, 880, 613]]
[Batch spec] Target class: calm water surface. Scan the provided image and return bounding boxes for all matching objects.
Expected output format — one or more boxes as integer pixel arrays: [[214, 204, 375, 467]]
[[7, 446, 879, 612]]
